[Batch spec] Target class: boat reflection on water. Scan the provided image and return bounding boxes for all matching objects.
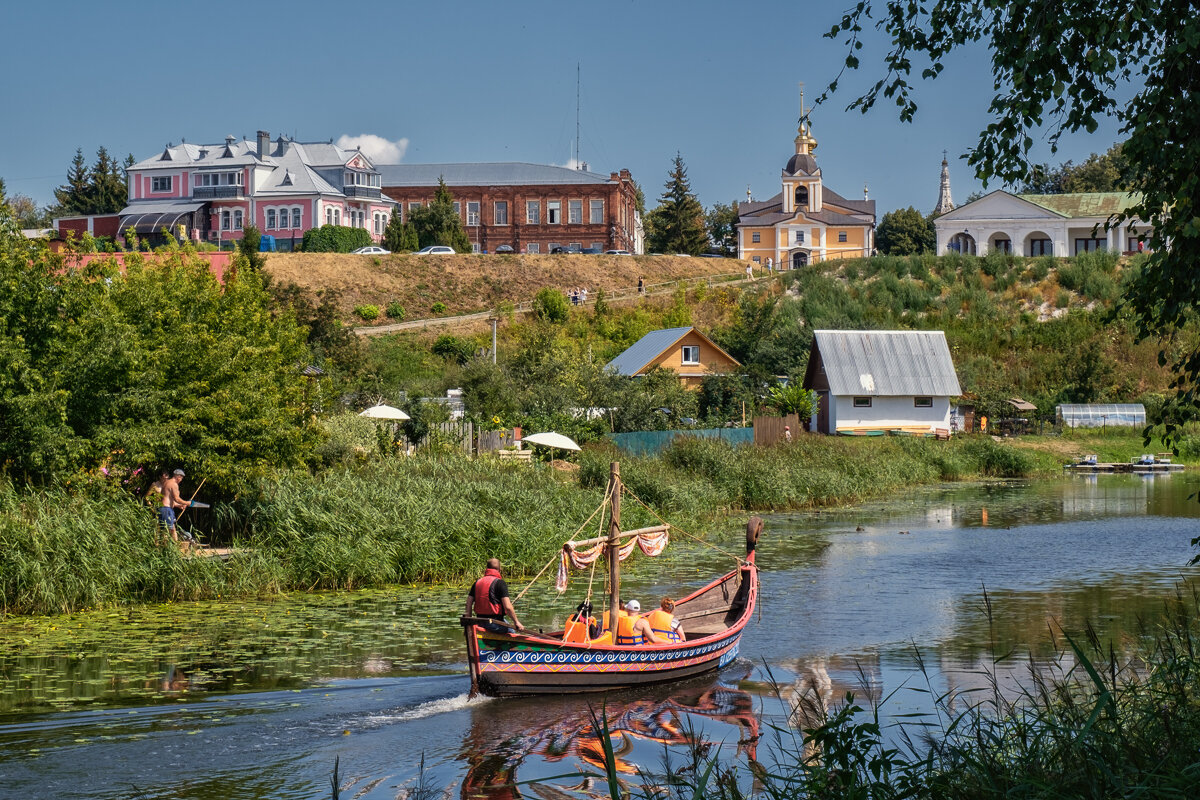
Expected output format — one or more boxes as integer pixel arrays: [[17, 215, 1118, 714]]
[[459, 668, 760, 799]]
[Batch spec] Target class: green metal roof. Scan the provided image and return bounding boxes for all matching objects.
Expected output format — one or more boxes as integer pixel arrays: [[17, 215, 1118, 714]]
[[1016, 192, 1141, 218]]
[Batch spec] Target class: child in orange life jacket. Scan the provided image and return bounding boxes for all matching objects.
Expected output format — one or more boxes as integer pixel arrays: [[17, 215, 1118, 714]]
[[615, 599, 664, 645], [645, 597, 685, 642]]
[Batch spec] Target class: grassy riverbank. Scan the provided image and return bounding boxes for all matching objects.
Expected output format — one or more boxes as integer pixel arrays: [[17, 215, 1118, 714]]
[[1, 430, 1191, 616]]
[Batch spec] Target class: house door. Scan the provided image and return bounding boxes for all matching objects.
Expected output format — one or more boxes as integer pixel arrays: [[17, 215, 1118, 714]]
[[816, 391, 830, 434], [792, 250, 809, 269]]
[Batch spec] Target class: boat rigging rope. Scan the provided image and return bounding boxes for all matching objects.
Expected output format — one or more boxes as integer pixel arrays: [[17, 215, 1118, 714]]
[[516, 478, 615, 602], [621, 485, 745, 567]]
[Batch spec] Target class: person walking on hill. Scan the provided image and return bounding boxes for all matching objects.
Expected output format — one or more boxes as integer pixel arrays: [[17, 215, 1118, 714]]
[[467, 558, 525, 634]]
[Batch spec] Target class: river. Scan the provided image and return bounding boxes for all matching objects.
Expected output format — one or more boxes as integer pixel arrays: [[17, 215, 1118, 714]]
[[1, 473, 1197, 798]]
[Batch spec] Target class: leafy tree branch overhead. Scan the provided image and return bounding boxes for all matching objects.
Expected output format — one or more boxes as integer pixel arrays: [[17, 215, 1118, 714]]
[[821, 0, 1200, 442]]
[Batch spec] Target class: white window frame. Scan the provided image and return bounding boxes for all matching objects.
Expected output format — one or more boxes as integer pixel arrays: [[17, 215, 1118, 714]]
[[527, 200, 540, 224], [838, 230, 848, 243], [453, 201, 461, 216], [568, 199, 582, 224], [681, 345, 700, 365], [292, 208, 301, 228], [914, 397, 933, 408], [408, 202, 422, 212], [467, 201, 480, 226], [152, 176, 172, 193], [494, 200, 508, 225], [751, 232, 761, 243], [526, 243, 540, 254], [589, 199, 604, 224], [267, 209, 277, 229], [853, 396, 872, 408], [547, 200, 561, 224], [221, 210, 231, 231]]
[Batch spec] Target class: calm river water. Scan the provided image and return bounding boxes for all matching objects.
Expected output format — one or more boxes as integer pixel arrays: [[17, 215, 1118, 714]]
[[1, 474, 1198, 798]]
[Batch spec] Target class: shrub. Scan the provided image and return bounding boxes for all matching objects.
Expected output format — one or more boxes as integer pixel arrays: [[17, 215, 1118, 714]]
[[1056, 290, 1070, 308], [300, 225, 372, 253], [431, 301, 447, 314], [432, 334, 475, 365], [385, 302, 406, 320], [354, 304, 380, 321], [532, 288, 570, 323]]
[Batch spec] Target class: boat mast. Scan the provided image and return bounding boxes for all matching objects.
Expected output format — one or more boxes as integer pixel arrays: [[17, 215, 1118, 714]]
[[607, 461, 621, 632]]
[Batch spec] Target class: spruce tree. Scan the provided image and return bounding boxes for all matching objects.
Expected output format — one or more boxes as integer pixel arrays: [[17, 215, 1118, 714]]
[[53, 148, 92, 216], [382, 207, 406, 252], [91, 147, 127, 214], [409, 178, 472, 252], [647, 153, 707, 255]]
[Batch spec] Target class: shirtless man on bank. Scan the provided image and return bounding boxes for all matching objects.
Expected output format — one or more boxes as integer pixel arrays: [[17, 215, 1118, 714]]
[[158, 469, 190, 550]]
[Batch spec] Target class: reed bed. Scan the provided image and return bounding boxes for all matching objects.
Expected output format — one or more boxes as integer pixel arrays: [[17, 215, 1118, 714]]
[[1, 435, 1035, 615]]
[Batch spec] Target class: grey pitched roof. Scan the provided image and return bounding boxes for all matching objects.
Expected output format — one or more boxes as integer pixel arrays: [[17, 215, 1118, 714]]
[[807, 208, 873, 227], [823, 187, 876, 216], [813, 330, 961, 397], [377, 162, 615, 187], [607, 327, 695, 376], [735, 191, 873, 228]]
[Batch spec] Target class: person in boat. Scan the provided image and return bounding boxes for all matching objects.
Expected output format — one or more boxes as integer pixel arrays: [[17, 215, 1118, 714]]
[[616, 600, 664, 645], [466, 558, 525, 634], [645, 597, 685, 643], [563, 600, 599, 643]]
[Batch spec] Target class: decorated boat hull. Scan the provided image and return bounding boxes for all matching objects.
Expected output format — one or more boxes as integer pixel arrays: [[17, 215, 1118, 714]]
[[465, 560, 757, 697]]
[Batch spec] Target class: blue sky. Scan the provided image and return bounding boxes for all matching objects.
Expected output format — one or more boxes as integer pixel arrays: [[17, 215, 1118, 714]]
[[2, 1, 1129, 217]]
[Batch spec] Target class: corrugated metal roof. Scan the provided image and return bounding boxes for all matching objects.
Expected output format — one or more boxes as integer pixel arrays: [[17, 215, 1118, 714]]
[[814, 330, 961, 397], [607, 327, 695, 376], [118, 200, 206, 216], [1016, 192, 1141, 218], [377, 162, 614, 187]]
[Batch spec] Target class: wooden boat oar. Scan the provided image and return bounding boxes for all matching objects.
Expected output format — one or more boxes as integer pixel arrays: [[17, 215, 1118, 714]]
[[175, 477, 206, 525]]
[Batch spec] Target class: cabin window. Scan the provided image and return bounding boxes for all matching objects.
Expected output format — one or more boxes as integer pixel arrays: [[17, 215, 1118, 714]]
[[751, 232, 760, 243], [838, 230, 848, 243], [853, 397, 872, 408], [681, 345, 700, 365], [914, 397, 933, 408]]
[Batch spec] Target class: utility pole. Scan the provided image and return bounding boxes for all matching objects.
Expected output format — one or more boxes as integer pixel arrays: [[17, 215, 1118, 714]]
[[489, 316, 499, 364]]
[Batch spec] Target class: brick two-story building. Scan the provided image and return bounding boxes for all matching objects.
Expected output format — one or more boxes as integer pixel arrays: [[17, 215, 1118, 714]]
[[378, 163, 642, 254]]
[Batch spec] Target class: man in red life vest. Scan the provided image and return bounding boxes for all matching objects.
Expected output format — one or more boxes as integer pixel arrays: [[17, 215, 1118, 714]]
[[466, 558, 525, 634]]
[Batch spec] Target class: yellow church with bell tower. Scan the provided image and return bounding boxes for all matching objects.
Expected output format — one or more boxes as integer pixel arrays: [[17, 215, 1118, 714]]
[[737, 102, 876, 267]]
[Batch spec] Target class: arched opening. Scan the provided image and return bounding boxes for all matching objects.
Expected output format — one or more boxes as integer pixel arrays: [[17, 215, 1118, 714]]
[[947, 232, 976, 255], [1024, 231, 1053, 257], [794, 185, 809, 209], [987, 233, 1012, 254], [791, 249, 809, 269]]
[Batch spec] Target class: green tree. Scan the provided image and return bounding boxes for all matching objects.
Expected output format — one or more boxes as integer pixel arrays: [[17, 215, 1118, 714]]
[[875, 207, 935, 255], [382, 207, 408, 252], [765, 383, 819, 420], [705, 201, 740, 256], [646, 153, 707, 255], [91, 147, 127, 214], [238, 224, 268, 271], [822, 2, 1200, 447], [53, 148, 92, 216], [409, 178, 472, 252], [532, 287, 570, 323], [1022, 143, 1131, 194]]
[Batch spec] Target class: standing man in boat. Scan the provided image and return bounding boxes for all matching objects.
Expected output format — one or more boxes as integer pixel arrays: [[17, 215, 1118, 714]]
[[467, 558, 526, 634]]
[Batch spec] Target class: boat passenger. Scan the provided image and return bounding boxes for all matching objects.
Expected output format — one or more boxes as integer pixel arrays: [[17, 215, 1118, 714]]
[[645, 597, 685, 642], [616, 600, 663, 645], [466, 558, 525, 634], [564, 600, 597, 643]]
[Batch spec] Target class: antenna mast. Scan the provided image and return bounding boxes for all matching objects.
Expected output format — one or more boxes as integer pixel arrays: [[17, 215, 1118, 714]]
[[575, 63, 581, 167]]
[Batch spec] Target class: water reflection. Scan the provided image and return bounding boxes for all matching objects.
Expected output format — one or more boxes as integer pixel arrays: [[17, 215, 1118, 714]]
[[459, 669, 760, 799]]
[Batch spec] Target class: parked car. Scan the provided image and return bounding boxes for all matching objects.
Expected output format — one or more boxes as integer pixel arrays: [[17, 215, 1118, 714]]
[[604, 249, 632, 255], [551, 246, 581, 254], [415, 245, 456, 255], [581, 247, 603, 254], [351, 246, 390, 255], [494, 245, 515, 254]]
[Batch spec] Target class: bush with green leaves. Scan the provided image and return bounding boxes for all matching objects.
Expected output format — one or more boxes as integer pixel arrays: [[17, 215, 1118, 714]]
[[532, 288, 570, 323], [300, 225, 372, 253], [354, 304, 380, 321], [431, 301, 447, 314], [385, 301, 406, 320]]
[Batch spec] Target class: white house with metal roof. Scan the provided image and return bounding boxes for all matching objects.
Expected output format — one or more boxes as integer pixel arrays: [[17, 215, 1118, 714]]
[[802, 330, 962, 435], [933, 190, 1150, 257], [120, 131, 396, 248]]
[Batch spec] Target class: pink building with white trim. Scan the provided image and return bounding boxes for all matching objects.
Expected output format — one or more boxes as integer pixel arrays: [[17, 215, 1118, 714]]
[[121, 130, 395, 248]]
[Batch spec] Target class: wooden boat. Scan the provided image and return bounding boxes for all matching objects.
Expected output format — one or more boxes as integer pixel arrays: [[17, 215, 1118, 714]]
[[462, 462, 760, 697]]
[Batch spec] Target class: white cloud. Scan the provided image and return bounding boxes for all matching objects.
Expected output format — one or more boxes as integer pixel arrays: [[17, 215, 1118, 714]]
[[335, 134, 409, 163]]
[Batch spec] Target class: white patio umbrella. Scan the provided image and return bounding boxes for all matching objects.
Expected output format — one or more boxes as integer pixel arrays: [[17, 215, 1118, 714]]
[[359, 404, 411, 421], [521, 431, 581, 452]]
